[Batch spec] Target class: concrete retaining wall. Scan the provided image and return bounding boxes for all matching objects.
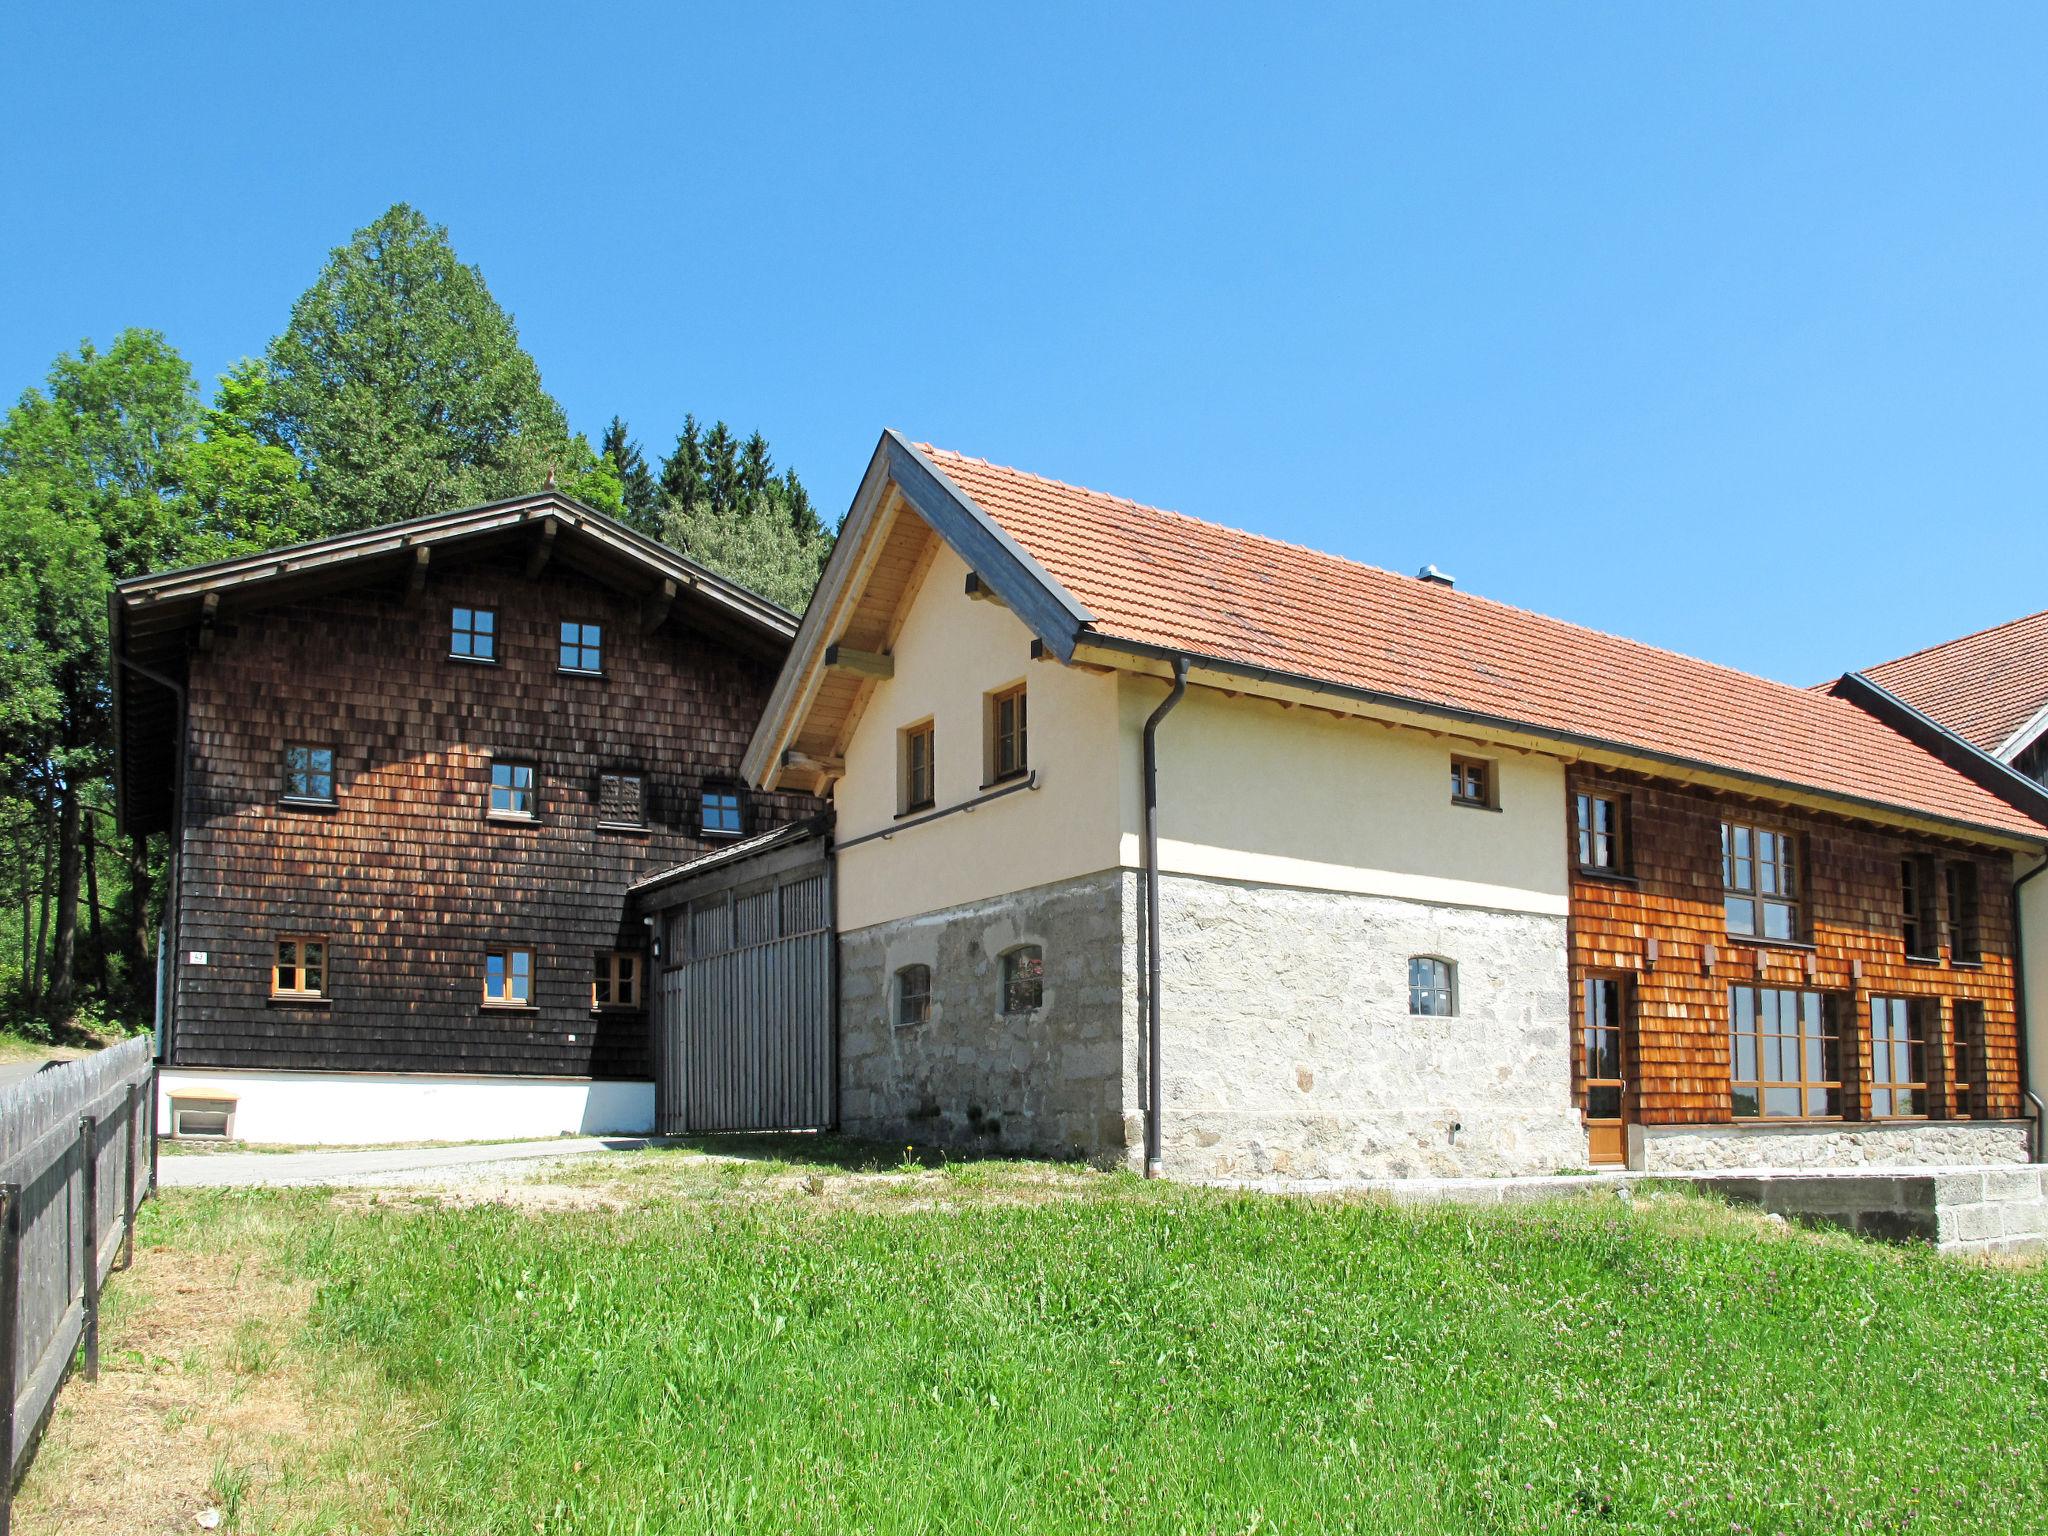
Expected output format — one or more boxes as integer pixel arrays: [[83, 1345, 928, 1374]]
[[1634, 1120, 2031, 1172], [1698, 1164, 2047, 1257]]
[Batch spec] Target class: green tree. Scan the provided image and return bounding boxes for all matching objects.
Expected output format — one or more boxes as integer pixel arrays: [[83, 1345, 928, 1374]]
[[186, 359, 316, 550], [256, 203, 576, 532], [659, 416, 706, 519], [599, 417, 661, 537]]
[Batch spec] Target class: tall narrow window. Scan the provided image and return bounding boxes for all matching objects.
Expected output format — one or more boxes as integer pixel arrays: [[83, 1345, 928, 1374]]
[[1001, 946, 1044, 1014], [701, 782, 744, 837], [484, 947, 534, 1006], [559, 621, 603, 673], [592, 952, 644, 1011], [597, 771, 647, 827], [895, 964, 932, 1027], [901, 721, 935, 814], [490, 760, 538, 818], [1729, 986, 1839, 1118], [451, 606, 496, 661], [1574, 792, 1623, 871], [282, 744, 336, 804], [1450, 757, 1494, 809], [989, 684, 1028, 784], [1722, 822, 1799, 941], [272, 936, 327, 999], [1580, 976, 1626, 1119], [1946, 863, 1981, 963], [1869, 996, 1930, 1117], [1902, 855, 1939, 960], [1408, 957, 1456, 1017], [1951, 999, 1986, 1118]]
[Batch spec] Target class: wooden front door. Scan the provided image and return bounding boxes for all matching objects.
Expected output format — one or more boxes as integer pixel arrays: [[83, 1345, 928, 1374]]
[[1581, 975, 1629, 1166]]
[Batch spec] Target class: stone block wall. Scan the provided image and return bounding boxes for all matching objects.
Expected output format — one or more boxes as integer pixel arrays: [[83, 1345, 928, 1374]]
[[1635, 1120, 2030, 1171]]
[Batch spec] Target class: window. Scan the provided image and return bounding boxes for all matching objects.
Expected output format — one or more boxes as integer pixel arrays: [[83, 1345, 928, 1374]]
[[895, 964, 932, 1027], [169, 1097, 236, 1139], [1902, 855, 1939, 960], [989, 684, 1028, 784], [592, 951, 644, 1011], [1869, 996, 1931, 1117], [559, 621, 602, 672], [1952, 999, 1986, 1118], [272, 936, 327, 999], [1729, 986, 1840, 1118], [1450, 756, 1494, 808], [1408, 956, 1456, 1017], [597, 772, 646, 827], [490, 760, 537, 818], [1574, 792, 1623, 871], [484, 947, 534, 1006], [701, 782, 744, 837], [901, 721, 935, 814], [1946, 863, 1981, 963], [451, 606, 496, 661], [1581, 976, 1626, 1119], [1721, 821, 1799, 941], [1001, 946, 1043, 1014], [282, 744, 335, 803]]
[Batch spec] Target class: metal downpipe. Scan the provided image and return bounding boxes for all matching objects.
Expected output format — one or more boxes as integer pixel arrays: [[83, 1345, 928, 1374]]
[[1143, 657, 1190, 1178]]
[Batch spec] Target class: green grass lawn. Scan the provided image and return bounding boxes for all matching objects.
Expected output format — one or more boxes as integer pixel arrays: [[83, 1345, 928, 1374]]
[[138, 1151, 2048, 1535]]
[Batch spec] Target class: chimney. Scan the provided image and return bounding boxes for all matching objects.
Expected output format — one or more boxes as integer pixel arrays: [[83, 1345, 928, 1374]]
[[1417, 563, 1456, 588]]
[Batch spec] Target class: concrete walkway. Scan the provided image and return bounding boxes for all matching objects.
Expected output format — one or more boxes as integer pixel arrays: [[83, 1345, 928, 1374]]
[[159, 1136, 658, 1189]]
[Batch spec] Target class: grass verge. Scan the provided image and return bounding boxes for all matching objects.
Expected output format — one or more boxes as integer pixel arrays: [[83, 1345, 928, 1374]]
[[19, 1146, 2048, 1534]]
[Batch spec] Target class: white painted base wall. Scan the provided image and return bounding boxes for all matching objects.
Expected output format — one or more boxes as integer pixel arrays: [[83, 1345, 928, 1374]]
[[158, 1068, 655, 1145]]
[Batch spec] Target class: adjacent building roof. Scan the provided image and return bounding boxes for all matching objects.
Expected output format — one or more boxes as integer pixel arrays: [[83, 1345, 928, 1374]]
[[1861, 608, 2048, 760], [752, 434, 2042, 841]]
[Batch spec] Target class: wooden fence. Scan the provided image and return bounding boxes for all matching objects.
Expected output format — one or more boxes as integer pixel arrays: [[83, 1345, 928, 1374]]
[[0, 1037, 156, 1531]]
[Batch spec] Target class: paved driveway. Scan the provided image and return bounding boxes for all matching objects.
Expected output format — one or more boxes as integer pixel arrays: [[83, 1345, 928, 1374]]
[[159, 1136, 657, 1189]]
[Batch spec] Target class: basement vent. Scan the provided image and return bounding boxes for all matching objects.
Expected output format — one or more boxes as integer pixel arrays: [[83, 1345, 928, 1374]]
[[170, 1096, 236, 1140], [1417, 564, 1456, 588]]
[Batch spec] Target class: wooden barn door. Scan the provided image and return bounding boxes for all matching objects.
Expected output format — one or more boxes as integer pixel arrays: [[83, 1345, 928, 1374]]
[[1580, 974, 1630, 1166], [654, 860, 835, 1134]]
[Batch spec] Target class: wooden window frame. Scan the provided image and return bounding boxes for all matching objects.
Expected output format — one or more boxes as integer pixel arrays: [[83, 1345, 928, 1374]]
[[488, 759, 539, 821], [900, 719, 936, 815], [1449, 756, 1496, 810], [1868, 995, 1933, 1119], [1573, 791, 1625, 874], [986, 682, 1029, 787], [271, 935, 328, 1001], [1946, 862, 1981, 965], [1728, 985, 1842, 1120], [281, 742, 337, 806], [450, 605, 498, 663], [596, 771, 648, 830], [1000, 945, 1043, 1015], [1408, 956, 1456, 1017], [700, 781, 746, 839], [558, 620, 603, 675], [1580, 974, 1627, 1121], [1901, 854, 1940, 962], [895, 963, 932, 1027], [1950, 998, 1987, 1119], [483, 946, 536, 1009], [1721, 820, 1802, 943], [591, 951, 645, 1012]]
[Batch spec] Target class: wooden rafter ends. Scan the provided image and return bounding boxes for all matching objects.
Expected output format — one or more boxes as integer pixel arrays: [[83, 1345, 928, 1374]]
[[524, 519, 557, 579], [823, 643, 893, 680], [640, 577, 677, 634], [196, 592, 220, 651], [403, 545, 431, 603]]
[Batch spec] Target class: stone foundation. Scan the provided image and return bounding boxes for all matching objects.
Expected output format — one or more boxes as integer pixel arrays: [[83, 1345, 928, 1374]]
[[1698, 1165, 2048, 1257], [1633, 1120, 2031, 1172]]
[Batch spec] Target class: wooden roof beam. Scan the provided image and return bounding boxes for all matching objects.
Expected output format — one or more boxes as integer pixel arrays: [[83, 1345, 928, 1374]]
[[402, 545, 431, 604], [524, 519, 557, 579], [824, 643, 893, 680], [196, 591, 219, 651], [639, 577, 676, 633]]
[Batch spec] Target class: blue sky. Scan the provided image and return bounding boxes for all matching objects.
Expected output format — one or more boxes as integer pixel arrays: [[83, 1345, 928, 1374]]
[[5, 3, 2046, 683]]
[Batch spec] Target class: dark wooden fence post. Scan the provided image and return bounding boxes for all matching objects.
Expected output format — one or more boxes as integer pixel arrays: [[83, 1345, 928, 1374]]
[[0, 1183, 20, 1536], [78, 1116, 98, 1384], [120, 1083, 138, 1270], [147, 1064, 159, 1197]]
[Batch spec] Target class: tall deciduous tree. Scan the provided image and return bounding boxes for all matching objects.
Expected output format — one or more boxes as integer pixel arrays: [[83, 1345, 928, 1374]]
[[255, 203, 582, 532]]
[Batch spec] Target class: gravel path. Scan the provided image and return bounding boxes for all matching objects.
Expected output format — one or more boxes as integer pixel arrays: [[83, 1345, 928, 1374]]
[[159, 1136, 658, 1189]]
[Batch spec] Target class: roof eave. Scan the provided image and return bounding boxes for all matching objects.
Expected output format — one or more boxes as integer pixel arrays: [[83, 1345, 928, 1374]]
[[1834, 671, 2048, 832]]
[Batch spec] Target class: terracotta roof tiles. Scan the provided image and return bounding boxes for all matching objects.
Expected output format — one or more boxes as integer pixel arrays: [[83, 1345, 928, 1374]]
[[1863, 609, 2048, 758]]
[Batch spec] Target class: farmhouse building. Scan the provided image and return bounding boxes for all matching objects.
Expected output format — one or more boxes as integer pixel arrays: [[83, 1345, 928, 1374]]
[[697, 432, 2048, 1178], [113, 491, 815, 1142]]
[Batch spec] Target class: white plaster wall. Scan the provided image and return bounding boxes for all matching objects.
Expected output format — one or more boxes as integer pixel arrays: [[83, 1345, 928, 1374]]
[[1118, 678, 1569, 917], [835, 544, 1124, 930], [158, 1068, 654, 1144], [1634, 1120, 2030, 1172]]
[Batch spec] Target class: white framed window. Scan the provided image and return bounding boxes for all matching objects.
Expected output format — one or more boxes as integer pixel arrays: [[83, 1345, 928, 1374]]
[[484, 947, 535, 1007], [490, 760, 538, 818]]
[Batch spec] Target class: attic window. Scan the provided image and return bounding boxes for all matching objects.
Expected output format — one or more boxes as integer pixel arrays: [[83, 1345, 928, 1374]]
[[701, 782, 745, 838], [597, 771, 647, 828], [1450, 756, 1495, 809], [560, 621, 603, 673], [451, 607, 496, 662]]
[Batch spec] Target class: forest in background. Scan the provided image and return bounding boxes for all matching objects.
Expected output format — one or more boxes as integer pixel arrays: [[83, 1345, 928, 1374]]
[[0, 202, 835, 1040]]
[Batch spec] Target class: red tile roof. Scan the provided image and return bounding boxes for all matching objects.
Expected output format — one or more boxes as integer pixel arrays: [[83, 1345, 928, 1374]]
[[918, 444, 2045, 840], [1863, 609, 2048, 758]]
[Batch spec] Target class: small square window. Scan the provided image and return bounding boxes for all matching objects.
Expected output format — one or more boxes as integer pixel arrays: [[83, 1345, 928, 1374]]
[[451, 607, 496, 661], [701, 782, 744, 837], [597, 772, 647, 827], [901, 721, 935, 814], [282, 744, 335, 803], [1450, 757, 1494, 808], [592, 951, 644, 1011], [490, 760, 537, 818], [273, 935, 327, 999], [1001, 946, 1043, 1015], [484, 947, 534, 1006], [895, 964, 932, 1027], [560, 621, 603, 672]]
